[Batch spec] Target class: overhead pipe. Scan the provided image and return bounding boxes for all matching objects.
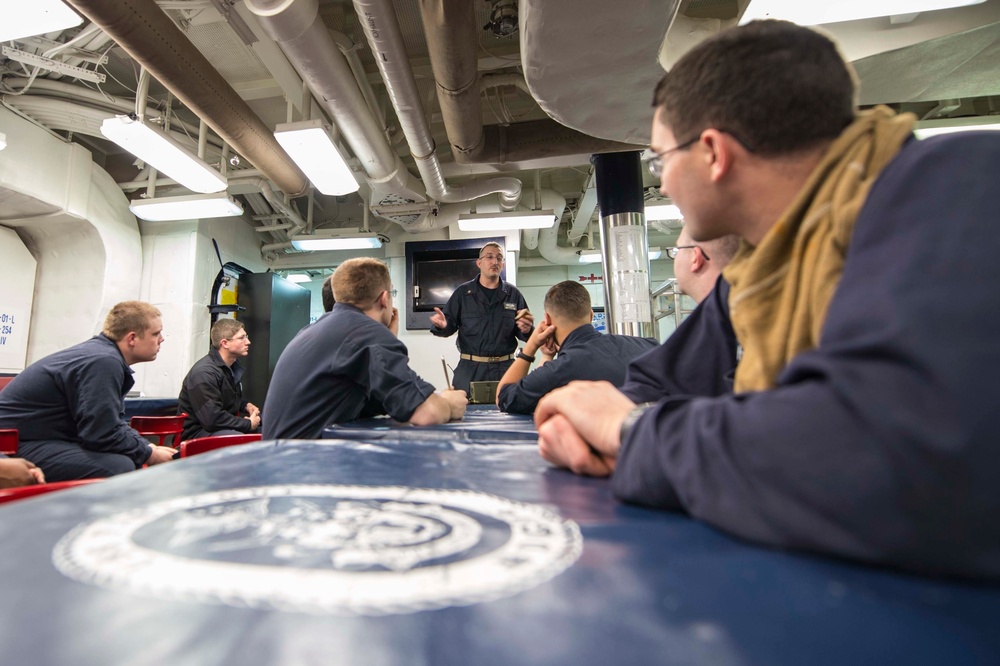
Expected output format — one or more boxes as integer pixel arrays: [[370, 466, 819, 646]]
[[330, 30, 387, 133], [409, 188, 565, 247], [352, 0, 523, 210], [568, 172, 598, 246], [63, 0, 309, 196], [417, 0, 640, 165], [230, 176, 308, 233], [245, 0, 426, 206]]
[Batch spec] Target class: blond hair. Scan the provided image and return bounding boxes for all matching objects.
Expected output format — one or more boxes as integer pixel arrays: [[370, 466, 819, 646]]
[[331, 258, 390, 306], [102, 301, 161, 341]]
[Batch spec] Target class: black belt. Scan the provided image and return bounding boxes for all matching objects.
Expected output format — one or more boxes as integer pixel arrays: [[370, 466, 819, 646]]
[[460, 353, 517, 363]]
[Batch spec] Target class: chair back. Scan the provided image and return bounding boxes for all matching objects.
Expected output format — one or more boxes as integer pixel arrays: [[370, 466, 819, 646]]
[[0, 429, 17, 456], [130, 414, 187, 448], [0, 479, 104, 505], [179, 433, 262, 458]]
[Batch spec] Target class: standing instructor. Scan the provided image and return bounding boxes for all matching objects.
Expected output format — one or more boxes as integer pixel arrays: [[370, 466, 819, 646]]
[[429, 242, 534, 395]]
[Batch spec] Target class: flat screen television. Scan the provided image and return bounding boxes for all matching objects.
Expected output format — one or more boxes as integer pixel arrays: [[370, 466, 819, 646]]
[[413, 256, 480, 311], [404, 237, 505, 330]]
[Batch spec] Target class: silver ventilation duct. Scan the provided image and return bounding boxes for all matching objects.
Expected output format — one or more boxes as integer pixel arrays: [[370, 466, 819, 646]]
[[417, 0, 642, 164], [245, 0, 429, 225], [352, 0, 524, 211]]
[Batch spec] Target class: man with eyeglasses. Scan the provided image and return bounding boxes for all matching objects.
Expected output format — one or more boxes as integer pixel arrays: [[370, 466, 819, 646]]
[[429, 241, 534, 395], [667, 226, 741, 305], [178, 318, 261, 441], [263, 258, 467, 439], [534, 20, 1000, 579]]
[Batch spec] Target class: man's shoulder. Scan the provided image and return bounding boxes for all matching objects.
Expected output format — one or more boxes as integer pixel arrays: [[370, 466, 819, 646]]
[[57, 336, 124, 368], [880, 132, 1000, 189]]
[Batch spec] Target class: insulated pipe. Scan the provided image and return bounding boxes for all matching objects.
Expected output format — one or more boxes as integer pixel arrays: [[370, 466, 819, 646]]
[[413, 188, 565, 237], [330, 30, 386, 133], [353, 0, 523, 209], [63, 0, 309, 196], [417, 0, 641, 165], [246, 0, 427, 208], [568, 175, 598, 245], [230, 176, 308, 232], [247, 0, 399, 183]]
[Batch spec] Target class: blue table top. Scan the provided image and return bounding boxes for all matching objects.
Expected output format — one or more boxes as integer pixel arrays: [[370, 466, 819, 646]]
[[1, 437, 997, 666], [324, 403, 539, 442]]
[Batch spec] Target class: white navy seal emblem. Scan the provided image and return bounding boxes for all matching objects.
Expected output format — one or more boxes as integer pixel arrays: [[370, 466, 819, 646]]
[[52, 485, 582, 615]]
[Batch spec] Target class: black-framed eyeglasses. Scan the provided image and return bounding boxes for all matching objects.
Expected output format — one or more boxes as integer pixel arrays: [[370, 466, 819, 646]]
[[665, 245, 710, 261], [648, 137, 698, 178], [648, 130, 755, 179]]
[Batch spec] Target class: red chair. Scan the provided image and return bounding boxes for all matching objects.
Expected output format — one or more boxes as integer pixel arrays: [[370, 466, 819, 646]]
[[179, 433, 262, 458], [0, 429, 17, 456], [0, 478, 104, 505], [130, 414, 187, 448]]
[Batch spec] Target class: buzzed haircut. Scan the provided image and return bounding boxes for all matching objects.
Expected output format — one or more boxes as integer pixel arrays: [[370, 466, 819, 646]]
[[210, 319, 245, 349], [321, 275, 335, 312], [544, 280, 593, 322], [331, 258, 391, 307], [652, 20, 857, 156], [480, 241, 504, 258], [102, 301, 161, 341]]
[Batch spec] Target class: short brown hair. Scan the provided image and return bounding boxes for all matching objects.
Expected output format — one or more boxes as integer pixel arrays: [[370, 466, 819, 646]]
[[652, 20, 856, 156], [210, 319, 245, 349], [331, 258, 390, 306], [480, 242, 504, 258], [544, 281, 593, 322], [102, 301, 161, 341]]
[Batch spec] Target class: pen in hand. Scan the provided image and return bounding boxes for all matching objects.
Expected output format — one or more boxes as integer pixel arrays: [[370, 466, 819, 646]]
[[442, 356, 453, 390]]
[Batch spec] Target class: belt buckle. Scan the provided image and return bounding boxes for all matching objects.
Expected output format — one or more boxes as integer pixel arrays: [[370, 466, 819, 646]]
[[487, 355, 500, 362]]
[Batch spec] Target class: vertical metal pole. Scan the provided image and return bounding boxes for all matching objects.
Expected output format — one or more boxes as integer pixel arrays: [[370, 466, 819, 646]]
[[594, 151, 654, 337]]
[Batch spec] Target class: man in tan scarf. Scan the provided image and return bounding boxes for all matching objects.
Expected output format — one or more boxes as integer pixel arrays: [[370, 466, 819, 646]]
[[533, 20, 1000, 579]]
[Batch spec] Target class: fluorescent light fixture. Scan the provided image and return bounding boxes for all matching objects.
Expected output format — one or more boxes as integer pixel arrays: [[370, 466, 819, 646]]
[[285, 273, 312, 283], [274, 119, 359, 196], [645, 203, 682, 221], [458, 209, 557, 231], [0, 132, 6, 151], [100, 115, 227, 194], [740, 0, 986, 25], [290, 232, 384, 251], [0, 0, 83, 43], [129, 193, 244, 221], [914, 118, 1000, 139]]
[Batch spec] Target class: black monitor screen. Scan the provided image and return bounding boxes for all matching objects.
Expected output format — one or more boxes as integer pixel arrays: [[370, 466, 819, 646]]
[[413, 258, 479, 310]]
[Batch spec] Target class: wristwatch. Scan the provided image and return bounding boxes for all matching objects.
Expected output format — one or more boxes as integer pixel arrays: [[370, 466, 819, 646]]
[[619, 402, 656, 444], [517, 350, 536, 363]]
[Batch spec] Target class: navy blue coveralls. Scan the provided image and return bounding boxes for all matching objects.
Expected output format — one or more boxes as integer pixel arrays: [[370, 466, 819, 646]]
[[430, 277, 532, 395], [497, 324, 658, 414], [0, 334, 152, 481], [263, 303, 436, 439]]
